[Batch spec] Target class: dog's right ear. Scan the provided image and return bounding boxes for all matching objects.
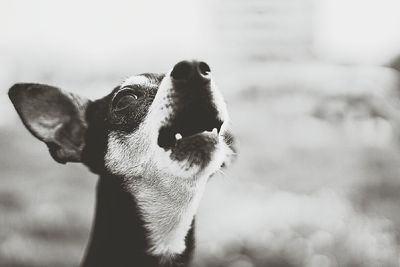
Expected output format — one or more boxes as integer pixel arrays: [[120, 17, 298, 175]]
[[8, 83, 91, 164]]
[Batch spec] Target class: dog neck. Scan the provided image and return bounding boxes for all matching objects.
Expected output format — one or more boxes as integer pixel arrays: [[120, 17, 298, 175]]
[[129, 169, 209, 257], [81, 173, 196, 267]]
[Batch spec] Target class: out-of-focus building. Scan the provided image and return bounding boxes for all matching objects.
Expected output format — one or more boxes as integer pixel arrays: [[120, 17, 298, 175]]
[[213, 0, 400, 65], [213, 0, 314, 62]]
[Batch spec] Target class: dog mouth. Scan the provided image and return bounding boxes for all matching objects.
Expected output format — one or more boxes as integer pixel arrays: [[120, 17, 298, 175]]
[[154, 59, 227, 167], [157, 117, 223, 150]]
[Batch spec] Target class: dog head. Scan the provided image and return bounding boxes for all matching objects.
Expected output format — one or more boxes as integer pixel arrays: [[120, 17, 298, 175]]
[[9, 60, 235, 183]]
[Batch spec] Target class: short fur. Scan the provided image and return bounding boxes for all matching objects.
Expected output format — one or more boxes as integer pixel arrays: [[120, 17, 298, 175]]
[[8, 60, 235, 267]]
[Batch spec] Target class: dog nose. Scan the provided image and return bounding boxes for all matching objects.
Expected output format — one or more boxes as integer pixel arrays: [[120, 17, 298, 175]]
[[170, 60, 211, 82]]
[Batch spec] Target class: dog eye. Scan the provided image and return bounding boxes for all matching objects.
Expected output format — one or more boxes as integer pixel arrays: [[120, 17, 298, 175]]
[[113, 93, 139, 111]]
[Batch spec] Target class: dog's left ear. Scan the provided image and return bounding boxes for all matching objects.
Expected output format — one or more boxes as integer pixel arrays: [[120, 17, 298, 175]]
[[8, 83, 91, 164]]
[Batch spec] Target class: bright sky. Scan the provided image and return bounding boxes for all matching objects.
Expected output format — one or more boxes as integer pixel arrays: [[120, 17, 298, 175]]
[[0, 0, 216, 73], [1, 0, 400, 67], [314, 0, 400, 65]]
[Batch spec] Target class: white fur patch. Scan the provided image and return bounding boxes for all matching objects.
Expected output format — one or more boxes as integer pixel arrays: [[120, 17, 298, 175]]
[[105, 70, 231, 256], [209, 79, 230, 133], [121, 75, 153, 88]]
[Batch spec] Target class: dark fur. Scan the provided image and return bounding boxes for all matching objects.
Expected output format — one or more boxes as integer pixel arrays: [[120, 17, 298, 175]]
[[81, 174, 195, 267], [8, 62, 235, 267]]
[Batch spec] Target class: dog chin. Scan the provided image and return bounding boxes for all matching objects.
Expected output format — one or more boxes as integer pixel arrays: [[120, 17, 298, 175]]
[[154, 136, 227, 179]]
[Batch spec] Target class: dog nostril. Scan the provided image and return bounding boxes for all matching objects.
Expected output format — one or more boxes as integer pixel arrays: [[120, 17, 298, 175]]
[[198, 62, 211, 76], [171, 61, 193, 81]]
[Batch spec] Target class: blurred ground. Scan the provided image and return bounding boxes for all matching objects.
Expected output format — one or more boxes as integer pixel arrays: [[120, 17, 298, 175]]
[[193, 63, 400, 267], [2, 61, 400, 267]]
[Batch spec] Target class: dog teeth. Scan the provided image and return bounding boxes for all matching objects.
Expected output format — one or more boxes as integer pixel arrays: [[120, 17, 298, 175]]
[[175, 133, 182, 140], [202, 128, 218, 135], [175, 129, 218, 139]]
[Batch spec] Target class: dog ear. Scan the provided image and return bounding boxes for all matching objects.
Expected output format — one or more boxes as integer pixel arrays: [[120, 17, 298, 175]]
[[8, 83, 91, 164]]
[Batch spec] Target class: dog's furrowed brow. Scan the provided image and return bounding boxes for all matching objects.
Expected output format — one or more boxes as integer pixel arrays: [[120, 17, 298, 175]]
[[121, 75, 151, 88], [120, 73, 164, 89]]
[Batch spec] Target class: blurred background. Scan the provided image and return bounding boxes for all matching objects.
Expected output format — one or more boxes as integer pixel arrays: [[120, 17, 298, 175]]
[[2, 0, 400, 266]]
